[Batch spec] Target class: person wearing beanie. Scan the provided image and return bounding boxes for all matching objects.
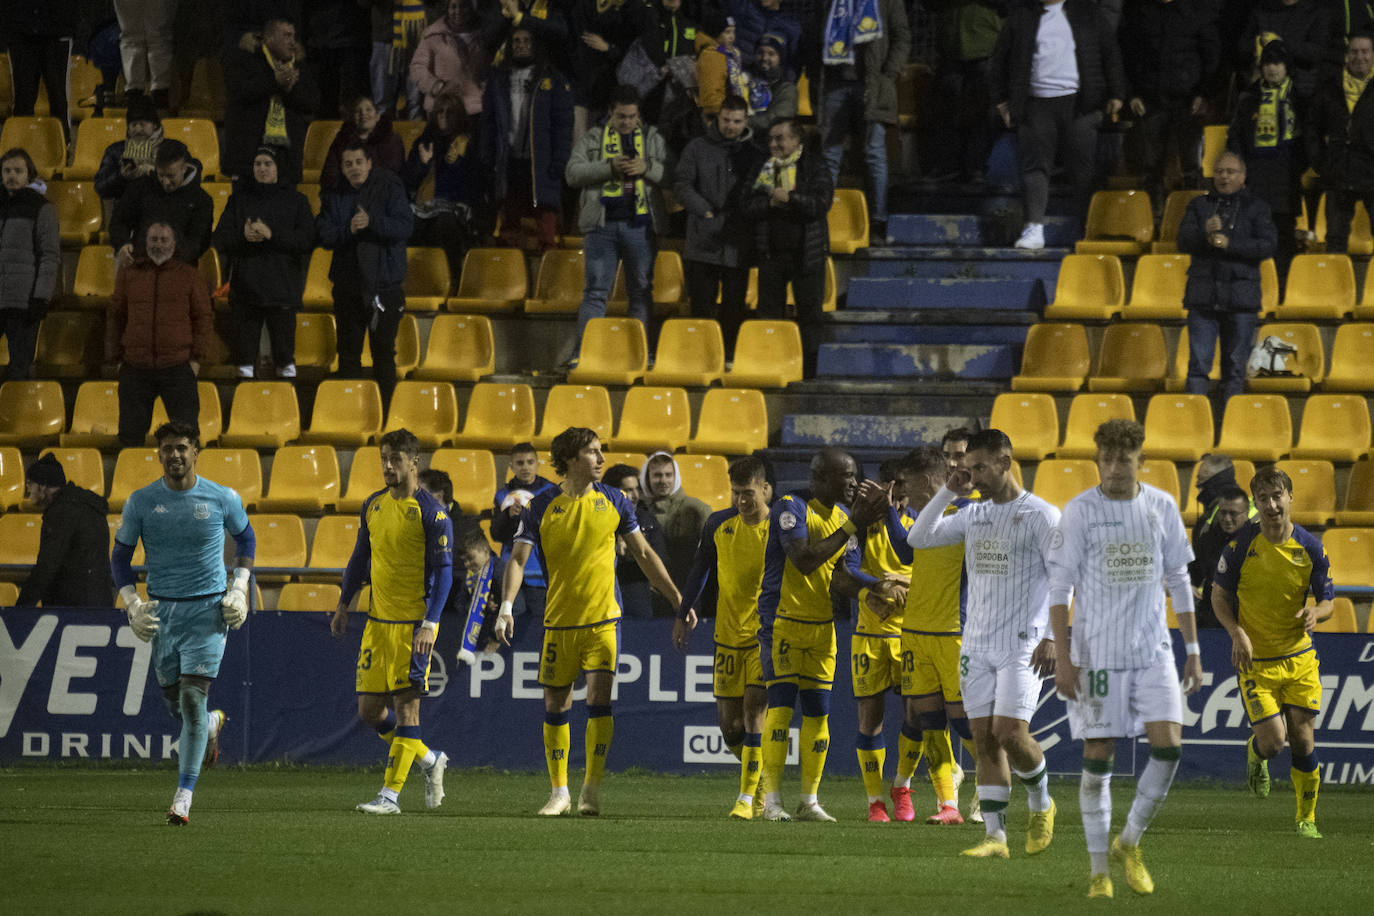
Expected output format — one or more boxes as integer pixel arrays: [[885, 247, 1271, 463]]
[[95, 94, 164, 200], [17, 452, 114, 608], [747, 32, 798, 139]]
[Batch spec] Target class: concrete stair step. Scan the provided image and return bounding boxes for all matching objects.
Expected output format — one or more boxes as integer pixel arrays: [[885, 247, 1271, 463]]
[[816, 342, 1017, 379], [845, 276, 1047, 311]]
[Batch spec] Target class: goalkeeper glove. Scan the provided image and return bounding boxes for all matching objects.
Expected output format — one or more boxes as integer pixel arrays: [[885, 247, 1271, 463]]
[[121, 585, 160, 642], [221, 568, 251, 629]]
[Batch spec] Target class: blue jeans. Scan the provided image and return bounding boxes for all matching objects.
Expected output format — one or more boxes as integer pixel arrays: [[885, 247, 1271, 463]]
[[369, 41, 421, 119], [575, 220, 654, 355], [821, 82, 887, 221], [1186, 308, 1258, 415]]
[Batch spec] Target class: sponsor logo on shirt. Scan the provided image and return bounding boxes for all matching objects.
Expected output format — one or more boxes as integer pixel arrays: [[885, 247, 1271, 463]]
[[778, 512, 798, 531], [153, 505, 168, 514]]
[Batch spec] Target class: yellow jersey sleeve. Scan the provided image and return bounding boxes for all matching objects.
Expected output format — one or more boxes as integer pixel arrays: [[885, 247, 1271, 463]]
[[1215, 522, 1334, 660], [524, 482, 639, 629]]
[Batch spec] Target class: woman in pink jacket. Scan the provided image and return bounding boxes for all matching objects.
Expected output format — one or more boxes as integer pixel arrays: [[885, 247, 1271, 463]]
[[410, 0, 488, 116]]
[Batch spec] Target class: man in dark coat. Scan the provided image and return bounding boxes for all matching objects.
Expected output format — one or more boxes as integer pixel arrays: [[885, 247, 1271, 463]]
[[16, 451, 113, 608], [1238, 0, 1342, 105], [1177, 150, 1277, 417], [94, 94, 164, 201], [110, 139, 214, 268], [1309, 32, 1374, 254], [0, 149, 60, 383], [1188, 461, 1253, 629], [222, 17, 322, 185]]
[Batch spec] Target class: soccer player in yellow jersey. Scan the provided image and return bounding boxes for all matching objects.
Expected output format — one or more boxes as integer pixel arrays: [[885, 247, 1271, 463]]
[[757, 447, 886, 822], [332, 429, 454, 815], [673, 456, 773, 818], [1211, 465, 1334, 839], [497, 427, 684, 817]]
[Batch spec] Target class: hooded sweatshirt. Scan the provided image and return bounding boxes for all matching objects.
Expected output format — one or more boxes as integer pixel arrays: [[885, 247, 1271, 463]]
[[18, 483, 114, 608], [639, 451, 712, 588]]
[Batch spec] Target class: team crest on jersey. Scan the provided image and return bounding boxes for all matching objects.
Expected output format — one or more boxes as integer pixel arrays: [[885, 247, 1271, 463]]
[[1217, 556, 1228, 574], [1049, 528, 1064, 549], [407, 507, 418, 520], [779, 512, 798, 531], [594, 498, 608, 511], [193, 502, 210, 520]]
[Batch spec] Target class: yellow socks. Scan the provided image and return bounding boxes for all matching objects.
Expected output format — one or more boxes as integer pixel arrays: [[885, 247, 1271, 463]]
[[544, 711, 570, 789], [799, 715, 830, 797], [383, 726, 428, 793], [584, 706, 614, 787], [740, 733, 763, 800], [760, 705, 792, 798], [925, 728, 957, 805], [856, 733, 886, 801]]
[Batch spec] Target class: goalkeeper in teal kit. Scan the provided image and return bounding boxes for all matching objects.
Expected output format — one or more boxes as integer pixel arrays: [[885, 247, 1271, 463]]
[[111, 421, 256, 825]]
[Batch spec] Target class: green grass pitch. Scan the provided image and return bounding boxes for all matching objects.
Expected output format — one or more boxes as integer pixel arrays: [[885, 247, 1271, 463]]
[[2, 766, 1369, 914]]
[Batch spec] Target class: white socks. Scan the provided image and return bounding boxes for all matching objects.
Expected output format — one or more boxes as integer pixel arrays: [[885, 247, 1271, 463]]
[[1121, 753, 1179, 846], [1080, 768, 1112, 873], [1013, 762, 1052, 812]]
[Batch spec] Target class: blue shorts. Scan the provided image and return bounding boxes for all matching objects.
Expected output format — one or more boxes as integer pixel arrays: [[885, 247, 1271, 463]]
[[151, 595, 227, 687]]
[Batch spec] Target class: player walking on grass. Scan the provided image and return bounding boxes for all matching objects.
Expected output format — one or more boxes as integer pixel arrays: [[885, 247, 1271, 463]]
[[674, 456, 772, 819], [907, 429, 1059, 858], [1211, 465, 1333, 840], [757, 448, 887, 823], [1047, 419, 1205, 898], [498, 427, 684, 817], [332, 428, 454, 815], [112, 421, 255, 825]]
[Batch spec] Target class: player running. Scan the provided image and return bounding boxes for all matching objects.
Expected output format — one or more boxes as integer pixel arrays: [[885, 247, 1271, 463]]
[[498, 427, 683, 817], [332, 428, 454, 815], [112, 421, 255, 825], [1211, 465, 1333, 840], [907, 429, 1059, 858], [1047, 419, 1205, 898], [674, 456, 773, 819]]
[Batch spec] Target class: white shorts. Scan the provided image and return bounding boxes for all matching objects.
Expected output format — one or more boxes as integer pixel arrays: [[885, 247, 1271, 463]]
[[961, 642, 1043, 722], [1065, 655, 1183, 741]]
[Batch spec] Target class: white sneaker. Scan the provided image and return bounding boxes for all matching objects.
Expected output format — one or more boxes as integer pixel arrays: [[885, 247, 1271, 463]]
[[1014, 223, 1045, 251], [356, 794, 401, 815], [578, 782, 600, 816], [236, 364, 254, 378], [538, 789, 572, 816], [424, 751, 448, 809], [277, 363, 297, 378], [969, 794, 984, 824], [794, 800, 837, 822], [203, 710, 226, 768], [762, 799, 793, 822], [166, 788, 192, 826]]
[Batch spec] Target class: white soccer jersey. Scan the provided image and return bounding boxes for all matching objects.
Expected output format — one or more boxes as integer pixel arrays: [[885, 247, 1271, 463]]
[[909, 486, 1060, 655], [1047, 483, 1194, 669]]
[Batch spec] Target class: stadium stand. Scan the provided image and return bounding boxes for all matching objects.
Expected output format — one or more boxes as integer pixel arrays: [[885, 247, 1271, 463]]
[[38, 446, 105, 495], [1216, 395, 1293, 462], [450, 383, 537, 450], [414, 314, 495, 381], [534, 385, 614, 449], [988, 393, 1058, 461], [447, 248, 528, 313], [1057, 394, 1135, 459], [688, 388, 768, 455], [0, 380, 65, 446], [0, 447, 25, 511], [613, 387, 692, 453], [1290, 395, 1371, 462], [382, 381, 459, 447], [1075, 190, 1153, 256], [429, 448, 498, 513], [723, 320, 803, 389], [1042, 255, 1125, 320], [644, 318, 725, 387], [567, 319, 648, 385], [259, 445, 341, 513], [1088, 323, 1168, 392]]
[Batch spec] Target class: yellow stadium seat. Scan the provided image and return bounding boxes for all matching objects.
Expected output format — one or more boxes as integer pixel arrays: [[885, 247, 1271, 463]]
[[1075, 190, 1154, 256], [725, 320, 803, 388], [107, 513, 146, 563], [600, 451, 647, 475], [404, 247, 450, 311], [447, 248, 527, 313], [0, 380, 65, 446], [1248, 322, 1324, 393], [567, 318, 648, 385], [161, 118, 220, 177], [452, 383, 536, 450], [532, 385, 612, 450], [67, 245, 118, 310], [1033, 459, 1101, 510], [1143, 394, 1214, 462], [988, 392, 1059, 461], [0, 116, 66, 178], [302, 379, 383, 447], [198, 448, 263, 509], [1216, 395, 1293, 462], [1322, 527, 1374, 588], [1258, 258, 1280, 317], [181, 56, 226, 121], [67, 117, 126, 180], [1138, 459, 1181, 505], [220, 382, 301, 448], [651, 250, 686, 316], [38, 446, 105, 495], [0, 447, 26, 510], [1165, 327, 1219, 393], [300, 182, 321, 215], [260, 445, 341, 514], [303, 248, 333, 310], [307, 514, 361, 576], [1290, 395, 1371, 462], [1312, 596, 1357, 633], [613, 386, 692, 453], [294, 313, 337, 370], [66, 56, 102, 122], [779, 257, 838, 313], [361, 312, 420, 378], [0, 514, 42, 570], [249, 513, 307, 582], [677, 454, 731, 510], [1274, 459, 1336, 527], [1311, 194, 1374, 256], [301, 120, 341, 184], [797, 72, 812, 117], [1201, 124, 1228, 177], [1122, 254, 1188, 320], [430, 448, 498, 513], [688, 388, 768, 455], [339, 447, 382, 514], [0, 581, 19, 606], [1323, 323, 1374, 391], [33, 311, 99, 377], [147, 381, 223, 446], [1151, 190, 1206, 253], [1338, 460, 1374, 526], [828, 188, 870, 255], [393, 120, 426, 151], [1043, 255, 1126, 320], [645, 318, 725, 387], [1358, 268, 1374, 320], [1279, 254, 1355, 319], [1088, 323, 1167, 392], [1010, 323, 1090, 392], [414, 314, 494, 382], [49, 181, 102, 245], [108, 449, 161, 511], [277, 582, 342, 612], [383, 381, 459, 447], [1182, 459, 1254, 524], [524, 249, 585, 313], [204, 181, 232, 227], [1057, 394, 1136, 459]]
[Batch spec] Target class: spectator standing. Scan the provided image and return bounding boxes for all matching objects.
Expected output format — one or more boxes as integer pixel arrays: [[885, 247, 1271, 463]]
[[604, 462, 672, 618], [371, 0, 432, 119], [403, 95, 485, 286], [106, 222, 214, 447], [222, 18, 322, 186], [640, 451, 712, 614], [490, 442, 560, 619], [321, 96, 408, 192], [317, 141, 414, 410], [111, 140, 214, 268], [674, 96, 765, 349], [304, 0, 372, 118], [1238, 0, 1342, 106], [2, 0, 77, 141], [115, 0, 179, 110], [924, 0, 1006, 184], [0, 148, 59, 383], [729, 0, 802, 73], [212, 147, 316, 379], [747, 33, 799, 140], [94, 95, 165, 202], [411, 0, 490, 117], [1309, 32, 1374, 254], [1189, 481, 1253, 629], [479, 0, 571, 75], [16, 453, 113, 608], [569, 0, 653, 139], [697, 13, 753, 118], [565, 85, 669, 363], [479, 28, 575, 252]]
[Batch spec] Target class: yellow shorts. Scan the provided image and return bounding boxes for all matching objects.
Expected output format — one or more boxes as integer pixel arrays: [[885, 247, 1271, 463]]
[[900, 631, 963, 703], [1242, 649, 1322, 724], [714, 642, 765, 698], [356, 617, 434, 695], [769, 617, 836, 690], [540, 620, 619, 689], [851, 634, 901, 697]]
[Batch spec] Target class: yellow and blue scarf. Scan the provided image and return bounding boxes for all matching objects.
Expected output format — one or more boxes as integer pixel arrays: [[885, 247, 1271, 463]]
[[261, 44, 293, 147], [754, 148, 801, 193], [822, 0, 883, 66], [601, 123, 648, 216], [1254, 77, 1295, 150]]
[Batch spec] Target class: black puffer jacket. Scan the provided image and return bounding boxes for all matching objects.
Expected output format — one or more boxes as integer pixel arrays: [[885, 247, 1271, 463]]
[[674, 124, 766, 267], [17, 483, 113, 608], [1178, 190, 1277, 312], [1309, 72, 1374, 191], [109, 147, 214, 264], [1238, 0, 1342, 100], [989, 0, 1126, 123], [0, 185, 60, 312], [741, 143, 833, 267], [212, 149, 316, 309], [1121, 0, 1221, 105]]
